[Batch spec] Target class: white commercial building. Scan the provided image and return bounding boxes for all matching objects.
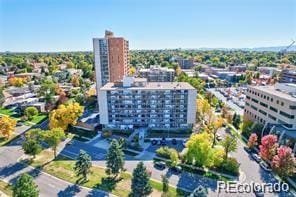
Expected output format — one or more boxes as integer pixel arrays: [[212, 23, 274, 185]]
[[244, 83, 296, 151], [98, 77, 197, 131]]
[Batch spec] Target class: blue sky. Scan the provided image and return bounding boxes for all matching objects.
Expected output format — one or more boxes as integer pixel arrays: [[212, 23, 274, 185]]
[[0, 0, 295, 52]]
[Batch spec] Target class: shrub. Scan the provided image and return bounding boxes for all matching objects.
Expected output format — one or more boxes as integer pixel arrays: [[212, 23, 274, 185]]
[[220, 157, 240, 175], [24, 106, 39, 121], [156, 146, 172, 159]]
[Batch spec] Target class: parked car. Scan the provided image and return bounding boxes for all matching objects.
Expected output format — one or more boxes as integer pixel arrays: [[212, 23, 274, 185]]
[[160, 138, 166, 146], [182, 139, 187, 147], [151, 140, 157, 145], [16, 122, 23, 127], [254, 188, 264, 197], [260, 162, 272, 172], [170, 166, 182, 174], [244, 146, 252, 153], [172, 139, 177, 145], [154, 161, 166, 170], [216, 134, 222, 141], [251, 153, 261, 163]]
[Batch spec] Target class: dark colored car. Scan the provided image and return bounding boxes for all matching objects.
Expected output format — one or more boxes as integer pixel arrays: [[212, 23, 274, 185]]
[[170, 166, 182, 174], [154, 161, 166, 170], [151, 140, 157, 145], [172, 139, 177, 145], [254, 187, 264, 197], [244, 146, 252, 153], [260, 162, 272, 172], [251, 153, 261, 163]]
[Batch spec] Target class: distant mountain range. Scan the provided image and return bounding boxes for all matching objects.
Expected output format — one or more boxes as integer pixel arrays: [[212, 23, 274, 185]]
[[195, 45, 296, 52]]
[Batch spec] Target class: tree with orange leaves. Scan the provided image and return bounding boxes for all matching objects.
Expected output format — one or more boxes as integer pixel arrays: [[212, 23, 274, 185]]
[[0, 116, 17, 139]]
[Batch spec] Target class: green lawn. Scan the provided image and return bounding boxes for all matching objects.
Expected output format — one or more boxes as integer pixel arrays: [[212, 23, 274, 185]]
[[29, 150, 189, 197], [0, 180, 13, 196], [27, 114, 47, 124], [0, 108, 15, 116]]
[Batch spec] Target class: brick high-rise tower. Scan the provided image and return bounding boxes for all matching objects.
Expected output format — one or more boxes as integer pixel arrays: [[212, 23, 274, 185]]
[[93, 30, 129, 93]]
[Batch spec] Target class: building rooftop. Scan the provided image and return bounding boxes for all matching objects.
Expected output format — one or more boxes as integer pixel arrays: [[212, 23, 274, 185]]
[[139, 65, 175, 72], [249, 83, 296, 102], [100, 81, 195, 91]]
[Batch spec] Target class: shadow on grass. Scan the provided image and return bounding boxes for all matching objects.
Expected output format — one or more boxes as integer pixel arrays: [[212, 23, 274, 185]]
[[94, 177, 122, 192]]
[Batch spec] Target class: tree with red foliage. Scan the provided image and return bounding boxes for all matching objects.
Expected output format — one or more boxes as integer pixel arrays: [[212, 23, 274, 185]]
[[248, 133, 258, 149], [272, 146, 296, 177], [259, 135, 278, 162]]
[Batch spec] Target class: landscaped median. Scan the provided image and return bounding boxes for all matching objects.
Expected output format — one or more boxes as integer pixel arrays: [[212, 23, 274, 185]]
[[24, 150, 190, 197]]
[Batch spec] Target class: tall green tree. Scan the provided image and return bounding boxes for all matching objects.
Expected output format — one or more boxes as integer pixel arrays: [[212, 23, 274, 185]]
[[44, 128, 65, 158], [22, 139, 42, 159], [221, 135, 237, 160], [105, 139, 125, 179], [130, 162, 152, 197], [232, 113, 241, 129], [74, 150, 92, 183], [39, 78, 56, 105], [13, 173, 39, 197], [161, 175, 169, 193], [24, 106, 38, 121]]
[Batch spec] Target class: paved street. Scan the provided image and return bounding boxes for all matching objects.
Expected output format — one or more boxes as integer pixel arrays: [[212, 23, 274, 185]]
[[218, 128, 294, 197], [0, 138, 110, 197], [207, 88, 244, 115]]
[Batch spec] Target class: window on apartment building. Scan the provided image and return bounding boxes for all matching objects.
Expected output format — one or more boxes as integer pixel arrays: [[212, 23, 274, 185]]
[[246, 96, 250, 99], [290, 105, 296, 110], [251, 105, 257, 111], [271, 98, 273, 102], [276, 100, 279, 104], [269, 106, 278, 113], [252, 98, 259, 103], [259, 109, 267, 116], [281, 102, 284, 106], [260, 102, 268, 108], [280, 111, 295, 119]]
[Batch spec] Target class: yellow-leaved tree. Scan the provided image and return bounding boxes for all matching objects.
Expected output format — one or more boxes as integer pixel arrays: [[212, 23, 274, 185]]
[[49, 102, 84, 131], [129, 66, 136, 76], [0, 116, 17, 139]]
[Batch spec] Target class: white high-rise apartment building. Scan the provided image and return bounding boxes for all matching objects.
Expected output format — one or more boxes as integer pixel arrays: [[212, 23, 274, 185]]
[[98, 77, 197, 130]]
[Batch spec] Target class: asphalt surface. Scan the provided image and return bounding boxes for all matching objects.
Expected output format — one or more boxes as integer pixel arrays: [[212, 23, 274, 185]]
[[0, 138, 110, 197], [218, 127, 294, 197], [207, 88, 244, 116]]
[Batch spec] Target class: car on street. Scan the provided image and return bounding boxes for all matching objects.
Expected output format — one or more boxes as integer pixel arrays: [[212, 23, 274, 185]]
[[260, 162, 272, 172], [170, 166, 182, 174], [16, 122, 23, 126], [216, 134, 222, 141], [66, 141, 73, 146], [243, 146, 252, 153], [154, 161, 166, 170], [254, 187, 264, 197], [251, 153, 261, 163]]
